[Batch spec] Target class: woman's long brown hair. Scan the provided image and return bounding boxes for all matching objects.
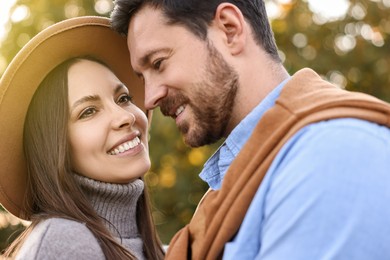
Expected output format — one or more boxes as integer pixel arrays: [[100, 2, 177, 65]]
[[4, 58, 164, 259]]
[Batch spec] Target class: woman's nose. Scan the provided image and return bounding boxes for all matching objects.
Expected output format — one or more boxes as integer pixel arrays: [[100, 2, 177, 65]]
[[111, 106, 136, 129]]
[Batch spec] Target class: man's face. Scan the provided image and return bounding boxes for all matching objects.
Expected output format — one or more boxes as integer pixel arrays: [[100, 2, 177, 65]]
[[128, 6, 239, 147]]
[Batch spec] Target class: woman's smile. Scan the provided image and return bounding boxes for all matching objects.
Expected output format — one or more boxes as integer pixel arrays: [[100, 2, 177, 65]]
[[67, 59, 150, 183]]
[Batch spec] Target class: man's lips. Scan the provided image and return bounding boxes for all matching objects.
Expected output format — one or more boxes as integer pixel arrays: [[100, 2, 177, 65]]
[[174, 105, 185, 118], [160, 93, 189, 118]]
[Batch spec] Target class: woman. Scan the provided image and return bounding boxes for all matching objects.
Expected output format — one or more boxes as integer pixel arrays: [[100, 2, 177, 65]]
[[0, 17, 164, 259]]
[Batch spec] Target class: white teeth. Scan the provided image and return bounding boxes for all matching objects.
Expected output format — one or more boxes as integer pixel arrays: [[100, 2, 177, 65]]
[[109, 137, 141, 155], [175, 105, 185, 116]]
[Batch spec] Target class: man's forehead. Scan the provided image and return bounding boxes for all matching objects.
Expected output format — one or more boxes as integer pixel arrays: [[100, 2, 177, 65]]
[[128, 5, 166, 32]]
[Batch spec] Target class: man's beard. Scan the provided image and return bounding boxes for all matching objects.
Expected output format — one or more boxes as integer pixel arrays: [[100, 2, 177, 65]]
[[161, 42, 239, 147]]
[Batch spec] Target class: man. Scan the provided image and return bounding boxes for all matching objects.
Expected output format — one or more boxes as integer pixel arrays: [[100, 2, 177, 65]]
[[111, 1, 390, 259]]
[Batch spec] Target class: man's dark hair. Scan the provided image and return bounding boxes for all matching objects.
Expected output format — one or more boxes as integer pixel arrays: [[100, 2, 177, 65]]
[[110, 0, 281, 62]]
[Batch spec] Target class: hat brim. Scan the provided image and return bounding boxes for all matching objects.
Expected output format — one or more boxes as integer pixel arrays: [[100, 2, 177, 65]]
[[0, 16, 145, 219]]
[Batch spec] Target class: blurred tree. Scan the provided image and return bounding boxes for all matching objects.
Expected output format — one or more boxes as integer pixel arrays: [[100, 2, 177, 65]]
[[271, 0, 390, 101], [145, 109, 218, 243], [0, 210, 25, 252], [0, 0, 389, 252]]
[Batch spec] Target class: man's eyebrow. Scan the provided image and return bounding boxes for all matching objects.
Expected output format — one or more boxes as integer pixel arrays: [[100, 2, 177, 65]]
[[70, 95, 99, 113]]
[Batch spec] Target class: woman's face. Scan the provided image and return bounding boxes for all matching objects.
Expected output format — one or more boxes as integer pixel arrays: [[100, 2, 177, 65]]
[[67, 59, 150, 183]]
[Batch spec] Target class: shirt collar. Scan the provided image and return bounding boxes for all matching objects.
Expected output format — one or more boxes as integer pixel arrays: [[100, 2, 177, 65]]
[[199, 78, 290, 189]]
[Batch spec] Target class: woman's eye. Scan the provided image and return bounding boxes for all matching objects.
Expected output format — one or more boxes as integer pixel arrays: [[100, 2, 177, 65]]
[[79, 107, 97, 119], [153, 59, 163, 70], [117, 94, 133, 105]]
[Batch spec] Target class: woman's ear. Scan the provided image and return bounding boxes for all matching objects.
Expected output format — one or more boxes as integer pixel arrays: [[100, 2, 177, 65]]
[[213, 3, 246, 55]]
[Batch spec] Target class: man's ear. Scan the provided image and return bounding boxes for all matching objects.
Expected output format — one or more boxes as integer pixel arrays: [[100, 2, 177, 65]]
[[213, 3, 246, 55]]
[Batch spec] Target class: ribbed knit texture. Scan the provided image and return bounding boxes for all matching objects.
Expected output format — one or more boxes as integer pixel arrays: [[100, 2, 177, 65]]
[[74, 175, 145, 259]]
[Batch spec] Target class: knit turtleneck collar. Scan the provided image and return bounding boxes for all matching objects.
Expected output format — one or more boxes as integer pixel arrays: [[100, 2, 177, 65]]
[[74, 175, 144, 239]]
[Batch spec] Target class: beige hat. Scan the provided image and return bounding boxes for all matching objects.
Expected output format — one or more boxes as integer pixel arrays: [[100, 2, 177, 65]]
[[0, 16, 145, 219]]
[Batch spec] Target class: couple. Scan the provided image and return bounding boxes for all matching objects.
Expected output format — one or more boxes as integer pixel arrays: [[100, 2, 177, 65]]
[[2, 1, 390, 259]]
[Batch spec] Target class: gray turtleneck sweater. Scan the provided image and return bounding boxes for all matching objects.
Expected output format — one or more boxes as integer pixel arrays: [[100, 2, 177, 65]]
[[16, 177, 146, 260]]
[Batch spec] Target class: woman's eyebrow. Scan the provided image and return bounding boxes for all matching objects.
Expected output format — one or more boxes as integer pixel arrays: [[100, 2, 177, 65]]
[[70, 95, 100, 113], [70, 84, 127, 113], [114, 83, 128, 95]]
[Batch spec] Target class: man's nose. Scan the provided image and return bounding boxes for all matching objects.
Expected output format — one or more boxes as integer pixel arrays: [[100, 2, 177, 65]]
[[144, 79, 168, 110]]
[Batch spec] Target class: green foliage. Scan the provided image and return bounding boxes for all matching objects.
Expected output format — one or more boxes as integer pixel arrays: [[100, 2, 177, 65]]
[[1, 0, 389, 251], [271, 0, 390, 101], [147, 109, 219, 243], [0, 211, 26, 253]]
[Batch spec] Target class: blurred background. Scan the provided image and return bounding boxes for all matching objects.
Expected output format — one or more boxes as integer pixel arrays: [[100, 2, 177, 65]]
[[0, 0, 389, 251]]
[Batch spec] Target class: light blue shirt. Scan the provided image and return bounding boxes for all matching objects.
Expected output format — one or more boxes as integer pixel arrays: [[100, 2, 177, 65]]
[[199, 79, 390, 259]]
